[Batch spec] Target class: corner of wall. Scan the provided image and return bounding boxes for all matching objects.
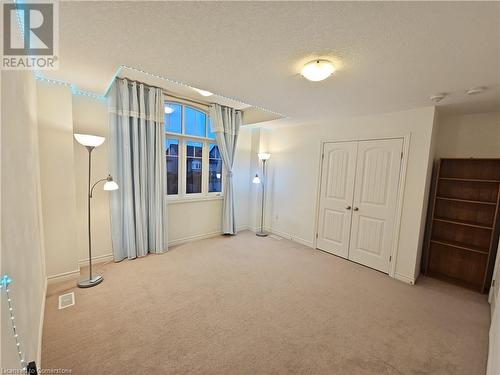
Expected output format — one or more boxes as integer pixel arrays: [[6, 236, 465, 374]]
[[36, 81, 80, 279], [413, 106, 438, 279]]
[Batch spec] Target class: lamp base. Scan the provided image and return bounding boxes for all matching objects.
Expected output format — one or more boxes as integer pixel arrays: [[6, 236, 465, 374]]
[[256, 231, 268, 237], [77, 275, 103, 288]]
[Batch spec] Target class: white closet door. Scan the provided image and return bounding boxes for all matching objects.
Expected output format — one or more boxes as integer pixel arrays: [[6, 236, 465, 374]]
[[317, 142, 357, 258], [348, 139, 403, 273]]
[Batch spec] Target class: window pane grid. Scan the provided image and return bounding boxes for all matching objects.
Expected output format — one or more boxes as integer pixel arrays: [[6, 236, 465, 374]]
[[165, 138, 179, 195], [209, 143, 222, 193], [164, 103, 182, 134], [186, 141, 203, 194], [164, 102, 222, 197]]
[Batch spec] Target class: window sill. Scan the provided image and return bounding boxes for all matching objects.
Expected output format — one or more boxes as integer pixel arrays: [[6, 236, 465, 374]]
[[167, 195, 223, 205]]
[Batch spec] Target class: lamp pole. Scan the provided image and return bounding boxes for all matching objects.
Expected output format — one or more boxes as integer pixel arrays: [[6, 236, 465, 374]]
[[74, 133, 118, 289], [256, 158, 268, 237], [256, 153, 271, 237], [86, 146, 94, 283], [78, 145, 103, 288]]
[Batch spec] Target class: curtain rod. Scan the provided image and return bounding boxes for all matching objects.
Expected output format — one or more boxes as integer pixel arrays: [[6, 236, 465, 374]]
[[118, 76, 211, 108]]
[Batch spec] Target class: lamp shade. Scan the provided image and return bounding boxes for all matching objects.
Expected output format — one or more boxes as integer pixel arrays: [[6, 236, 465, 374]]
[[258, 153, 271, 161], [103, 175, 119, 191], [104, 181, 119, 191], [74, 133, 105, 147], [252, 174, 261, 184]]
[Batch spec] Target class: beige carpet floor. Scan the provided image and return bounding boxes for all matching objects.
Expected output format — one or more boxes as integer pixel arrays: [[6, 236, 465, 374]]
[[42, 231, 490, 375]]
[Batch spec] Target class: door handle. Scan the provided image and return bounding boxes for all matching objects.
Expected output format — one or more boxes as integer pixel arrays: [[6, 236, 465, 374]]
[[353, 207, 359, 211], [346, 206, 351, 210]]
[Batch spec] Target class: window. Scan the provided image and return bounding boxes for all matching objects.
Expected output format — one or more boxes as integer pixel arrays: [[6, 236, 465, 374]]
[[164, 102, 222, 199], [165, 138, 179, 195], [209, 143, 222, 193], [186, 141, 203, 194]]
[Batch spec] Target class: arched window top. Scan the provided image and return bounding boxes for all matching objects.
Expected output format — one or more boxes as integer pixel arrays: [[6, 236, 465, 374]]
[[164, 102, 215, 139]]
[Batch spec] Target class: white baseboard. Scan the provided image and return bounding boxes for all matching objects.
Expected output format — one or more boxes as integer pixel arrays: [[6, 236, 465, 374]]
[[47, 253, 113, 284], [47, 269, 80, 285], [168, 225, 250, 247], [168, 231, 223, 246], [236, 225, 249, 232], [268, 227, 314, 248], [78, 253, 113, 268], [37, 276, 47, 368], [395, 272, 415, 285], [247, 225, 314, 248]]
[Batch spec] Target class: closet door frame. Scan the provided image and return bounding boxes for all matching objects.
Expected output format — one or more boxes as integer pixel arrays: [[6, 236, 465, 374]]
[[313, 133, 411, 280]]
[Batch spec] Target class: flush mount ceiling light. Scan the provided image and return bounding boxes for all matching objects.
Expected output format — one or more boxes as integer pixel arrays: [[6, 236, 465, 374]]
[[194, 88, 213, 97], [301, 60, 335, 82], [466, 87, 486, 95], [429, 93, 447, 103]]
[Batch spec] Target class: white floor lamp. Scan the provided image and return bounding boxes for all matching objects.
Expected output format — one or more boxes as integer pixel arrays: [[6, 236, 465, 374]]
[[74, 134, 119, 288], [253, 152, 271, 237]]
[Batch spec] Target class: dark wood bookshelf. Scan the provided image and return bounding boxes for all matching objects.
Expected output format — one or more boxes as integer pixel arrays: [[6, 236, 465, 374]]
[[425, 159, 500, 293]]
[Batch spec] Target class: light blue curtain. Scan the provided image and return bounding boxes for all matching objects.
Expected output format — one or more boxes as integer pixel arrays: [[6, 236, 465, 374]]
[[108, 78, 168, 261], [209, 104, 241, 234]]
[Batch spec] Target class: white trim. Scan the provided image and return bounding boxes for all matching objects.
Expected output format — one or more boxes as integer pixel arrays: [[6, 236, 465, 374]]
[[313, 140, 324, 249], [168, 231, 223, 247], [394, 272, 415, 285], [47, 269, 80, 284], [78, 253, 114, 268], [168, 195, 223, 205], [314, 134, 411, 281], [168, 225, 251, 246], [37, 277, 47, 368], [47, 253, 114, 284], [165, 100, 224, 201], [389, 133, 411, 278], [247, 225, 314, 248], [267, 227, 314, 248]]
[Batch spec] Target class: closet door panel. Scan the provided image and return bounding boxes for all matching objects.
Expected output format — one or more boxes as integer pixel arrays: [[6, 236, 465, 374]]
[[348, 139, 403, 273], [317, 142, 357, 258]]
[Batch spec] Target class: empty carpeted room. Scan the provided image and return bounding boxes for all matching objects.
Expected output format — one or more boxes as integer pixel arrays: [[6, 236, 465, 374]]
[[1, 1, 500, 374]]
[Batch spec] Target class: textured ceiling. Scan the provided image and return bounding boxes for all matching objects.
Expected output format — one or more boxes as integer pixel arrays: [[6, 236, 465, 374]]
[[44, 1, 500, 125]]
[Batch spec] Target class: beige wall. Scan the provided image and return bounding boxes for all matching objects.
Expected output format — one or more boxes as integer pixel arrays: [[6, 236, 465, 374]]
[[39, 83, 253, 278], [261, 106, 437, 283], [1, 71, 46, 368], [435, 111, 500, 159], [37, 82, 80, 279]]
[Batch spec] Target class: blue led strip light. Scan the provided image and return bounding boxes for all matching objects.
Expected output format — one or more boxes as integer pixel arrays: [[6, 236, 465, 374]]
[[120, 65, 287, 118], [12, 0, 25, 39], [1, 275, 28, 373]]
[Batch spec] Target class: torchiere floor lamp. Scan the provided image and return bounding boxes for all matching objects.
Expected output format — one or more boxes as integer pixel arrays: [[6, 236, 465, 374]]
[[74, 133, 118, 288], [253, 152, 271, 237]]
